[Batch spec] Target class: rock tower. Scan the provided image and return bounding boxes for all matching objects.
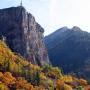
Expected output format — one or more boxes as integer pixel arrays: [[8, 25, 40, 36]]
[[0, 6, 50, 65]]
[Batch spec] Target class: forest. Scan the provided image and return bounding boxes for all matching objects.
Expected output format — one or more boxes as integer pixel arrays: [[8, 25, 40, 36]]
[[0, 40, 89, 90]]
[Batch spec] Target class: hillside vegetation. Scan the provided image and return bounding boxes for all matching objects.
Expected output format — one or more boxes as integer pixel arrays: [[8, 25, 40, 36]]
[[0, 40, 89, 90]]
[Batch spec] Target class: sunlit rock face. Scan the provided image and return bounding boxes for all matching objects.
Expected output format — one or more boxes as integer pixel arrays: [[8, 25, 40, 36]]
[[0, 6, 50, 65]]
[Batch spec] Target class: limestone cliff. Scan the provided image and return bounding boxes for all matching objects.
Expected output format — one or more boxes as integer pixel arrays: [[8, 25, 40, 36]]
[[0, 6, 50, 65]]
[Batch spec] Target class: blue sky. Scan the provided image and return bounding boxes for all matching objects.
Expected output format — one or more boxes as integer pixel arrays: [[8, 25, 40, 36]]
[[0, 0, 90, 36]]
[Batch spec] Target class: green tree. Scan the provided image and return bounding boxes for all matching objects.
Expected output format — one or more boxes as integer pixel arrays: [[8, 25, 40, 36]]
[[34, 71, 40, 86], [77, 86, 84, 90]]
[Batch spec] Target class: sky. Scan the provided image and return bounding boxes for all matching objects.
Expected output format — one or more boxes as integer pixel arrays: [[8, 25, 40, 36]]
[[0, 0, 90, 36]]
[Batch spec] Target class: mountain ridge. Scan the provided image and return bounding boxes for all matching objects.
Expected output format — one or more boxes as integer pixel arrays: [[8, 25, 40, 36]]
[[0, 6, 89, 89], [44, 26, 90, 80]]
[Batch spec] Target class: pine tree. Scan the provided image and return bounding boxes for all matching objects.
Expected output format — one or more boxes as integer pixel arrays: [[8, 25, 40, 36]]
[[34, 71, 40, 86]]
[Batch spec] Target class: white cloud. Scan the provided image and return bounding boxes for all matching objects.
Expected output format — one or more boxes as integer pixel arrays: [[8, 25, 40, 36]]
[[48, 0, 90, 35]]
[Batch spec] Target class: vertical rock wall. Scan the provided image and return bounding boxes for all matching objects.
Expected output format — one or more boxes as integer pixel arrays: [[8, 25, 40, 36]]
[[0, 6, 50, 65]]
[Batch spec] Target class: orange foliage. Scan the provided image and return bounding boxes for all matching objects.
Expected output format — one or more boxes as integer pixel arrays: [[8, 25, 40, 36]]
[[2, 72, 16, 85], [56, 79, 64, 90], [79, 79, 88, 86], [84, 85, 90, 90], [0, 72, 46, 90]]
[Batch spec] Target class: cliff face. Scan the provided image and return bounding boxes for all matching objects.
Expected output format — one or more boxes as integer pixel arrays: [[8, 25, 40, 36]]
[[0, 6, 50, 65]]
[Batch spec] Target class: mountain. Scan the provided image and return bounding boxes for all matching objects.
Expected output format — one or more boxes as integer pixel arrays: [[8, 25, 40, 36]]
[[0, 6, 50, 66], [0, 6, 89, 90], [44, 26, 90, 79], [0, 40, 89, 90]]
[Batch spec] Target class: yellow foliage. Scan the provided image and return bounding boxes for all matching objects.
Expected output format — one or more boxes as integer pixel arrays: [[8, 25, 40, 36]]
[[40, 73, 46, 80], [0, 40, 89, 90], [0, 83, 4, 90], [63, 84, 73, 90], [0, 83, 9, 90], [46, 67, 62, 79], [62, 75, 73, 83]]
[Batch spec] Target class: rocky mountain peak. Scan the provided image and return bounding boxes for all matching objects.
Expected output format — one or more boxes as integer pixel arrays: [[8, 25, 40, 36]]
[[44, 26, 90, 79], [71, 26, 81, 31], [0, 6, 50, 65]]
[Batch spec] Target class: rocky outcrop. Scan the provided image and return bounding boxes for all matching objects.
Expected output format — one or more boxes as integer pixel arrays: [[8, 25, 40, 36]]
[[0, 6, 50, 65]]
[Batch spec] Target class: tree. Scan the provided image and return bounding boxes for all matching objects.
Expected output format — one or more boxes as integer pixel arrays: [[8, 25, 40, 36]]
[[34, 71, 40, 86], [77, 86, 84, 90]]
